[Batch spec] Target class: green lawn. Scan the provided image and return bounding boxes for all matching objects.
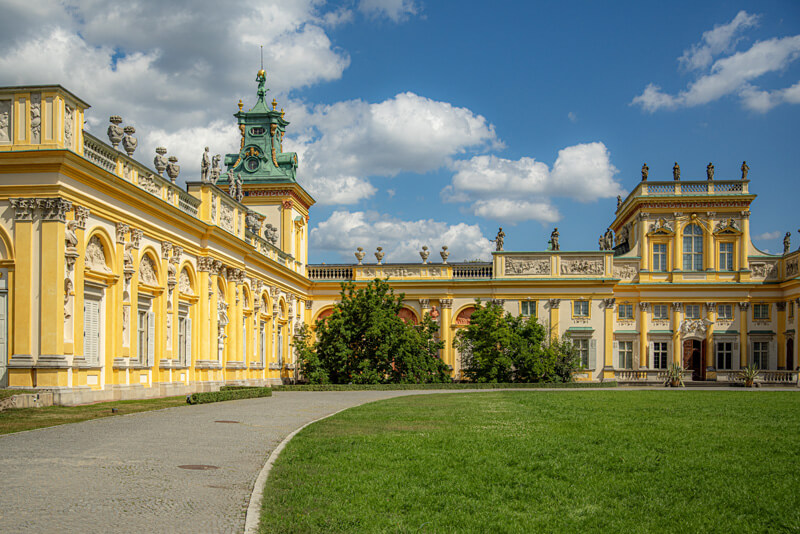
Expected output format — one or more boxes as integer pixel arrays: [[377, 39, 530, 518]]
[[0, 396, 189, 434], [261, 391, 800, 533]]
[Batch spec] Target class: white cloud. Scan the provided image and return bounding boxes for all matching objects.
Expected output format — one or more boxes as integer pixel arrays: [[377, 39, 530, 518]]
[[292, 92, 499, 204], [442, 142, 622, 224], [754, 231, 781, 240], [679, 11, 760, 71], [0, 1, 353, 180], [358, 0, 418, 22], [311, 211, 493, 263], [633, 11, 800, 113]]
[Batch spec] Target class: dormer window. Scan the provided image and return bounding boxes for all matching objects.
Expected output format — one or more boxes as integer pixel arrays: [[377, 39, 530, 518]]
[[250, 127, 266, 135]]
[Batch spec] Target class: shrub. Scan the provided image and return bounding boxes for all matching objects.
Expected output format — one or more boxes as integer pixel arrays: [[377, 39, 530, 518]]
[[297, 279, 450, 384], [454, 299, 581, 383], [186, 387, 272, 404]]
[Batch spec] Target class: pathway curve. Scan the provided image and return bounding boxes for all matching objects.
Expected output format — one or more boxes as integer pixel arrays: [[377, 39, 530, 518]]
[[0, 390, 439, 534]]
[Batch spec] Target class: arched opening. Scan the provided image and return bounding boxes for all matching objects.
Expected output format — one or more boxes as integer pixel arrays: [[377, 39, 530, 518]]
[[455, 306, 476, 326], [397, 307, 418, 325], [682, 224, 704, 271]]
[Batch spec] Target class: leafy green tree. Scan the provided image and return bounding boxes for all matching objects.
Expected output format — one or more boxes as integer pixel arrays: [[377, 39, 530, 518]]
[[454, 299, 580, 383], [296, 279, 449, 384]]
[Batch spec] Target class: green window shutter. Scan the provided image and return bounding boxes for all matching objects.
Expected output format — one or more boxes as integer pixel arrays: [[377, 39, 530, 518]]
[[588, 339, 597, 369]]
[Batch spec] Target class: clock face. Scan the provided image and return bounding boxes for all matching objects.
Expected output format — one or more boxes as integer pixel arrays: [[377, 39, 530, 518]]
[[246, 158, 259, 172]]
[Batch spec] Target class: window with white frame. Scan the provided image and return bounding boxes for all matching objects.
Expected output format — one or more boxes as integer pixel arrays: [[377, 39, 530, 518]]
[[178, 306, 191, 367], [618, 304, 633, 320], [719, 242, 734, 271], [653, 304, 669, 321], [652, 341, 668, 369], [521, 300, 536, 318], [752, 341, 769, 369], [717, 304, 733, 321], [685, 305, 701, 320], [136, 297, 154, 367], [573, 300, 589, 317], [83, 293, 102, 366], [618, 340, 634, 369], [575, 338, 589, 367], [259, 321, 267, 366], [682, 224, 703, 271], [653, 243, 667, 271], [716, 341, 733, 370], [753, 304, 770, 321]]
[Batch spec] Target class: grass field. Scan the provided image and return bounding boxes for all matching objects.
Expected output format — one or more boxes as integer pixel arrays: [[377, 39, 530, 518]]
[[261, 391, 800, 533], [0, 396, 188, 434]]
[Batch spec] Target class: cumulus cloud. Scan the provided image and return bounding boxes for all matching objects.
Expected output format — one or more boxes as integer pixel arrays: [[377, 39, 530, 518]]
[[0, 0, 352, 180], [442, 142, 622, 224], [311, 211, 493, 263], [632, 11, 800, 113], [679, 10, 760, 71], [358, 0, 418, 22], [291, 92, 499, 204]]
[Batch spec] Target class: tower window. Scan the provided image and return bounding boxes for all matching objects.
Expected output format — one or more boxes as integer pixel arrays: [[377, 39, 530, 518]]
[[250, 127, 265, 135]]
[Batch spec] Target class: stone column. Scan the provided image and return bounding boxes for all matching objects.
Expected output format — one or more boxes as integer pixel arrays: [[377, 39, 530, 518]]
[[602, 299, 614, 379], [72, 207, 89, 363], [740, 210, 750, 271], [196, 257, 211, 367], [639, 302, 649, 368], [226, 268, 238, 373], [128, 229, 142, 364], [738, 302, 749, 368], [548, 299, 561, 341], [777, 302, 786, 369], [37, 198, 71, 382], [439, 299, 453, 375], [9, 199, 37, 382], [672, 303, 683, 366], [705, 303, 716, 370]]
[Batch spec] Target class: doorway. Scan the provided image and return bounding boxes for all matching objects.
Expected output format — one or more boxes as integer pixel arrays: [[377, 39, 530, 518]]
[[787, 338, 794, 371], [683, 339, 705, 381]]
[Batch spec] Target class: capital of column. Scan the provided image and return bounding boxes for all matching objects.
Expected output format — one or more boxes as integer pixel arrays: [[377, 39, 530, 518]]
[[116, 222, 130, 244], [548, 298, 561, 309], [440, 298, 453, 309]]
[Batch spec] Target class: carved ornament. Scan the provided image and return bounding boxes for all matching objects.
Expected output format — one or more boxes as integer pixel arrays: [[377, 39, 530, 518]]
[[560, 257, 604, 276], [139, 255, 158, 286], [613, 263, 638, 280], [750, 262, 778, 280], [74, 206, 90, 229], [85, 236, 111, 272], [440, 299, 453, 309], [505, 257, 550, 275], [548, 299, 561, 309]]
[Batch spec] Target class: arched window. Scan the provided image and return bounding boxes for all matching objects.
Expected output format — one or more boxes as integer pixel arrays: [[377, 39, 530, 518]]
[[682, 224, 703, 271]]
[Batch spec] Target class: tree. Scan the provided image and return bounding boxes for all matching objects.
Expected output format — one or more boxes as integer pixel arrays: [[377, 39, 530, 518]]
[[453, 299, 580, 383], [296, 279, 450, 384]]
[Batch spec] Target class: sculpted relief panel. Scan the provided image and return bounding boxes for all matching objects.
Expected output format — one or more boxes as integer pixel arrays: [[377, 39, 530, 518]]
[[139, 255, 158, 286], [560, 257, 604, 276], [0, 100, 10, 144], [85, 236, 111, 272], [613, 263, 639, 281], [505, 257, 550, 276], [750, 261, 778, 281]]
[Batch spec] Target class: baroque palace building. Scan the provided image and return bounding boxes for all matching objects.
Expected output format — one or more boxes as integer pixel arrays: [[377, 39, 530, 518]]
[[0, 72, 798, 403]]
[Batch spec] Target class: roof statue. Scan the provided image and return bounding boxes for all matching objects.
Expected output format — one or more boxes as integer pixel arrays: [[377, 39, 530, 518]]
[[673, 162, 680, 181], [706, 162, 714, 181], [741, 160, 749, 180], [494, 228, 505, 251], [641, 162, 648, 181]]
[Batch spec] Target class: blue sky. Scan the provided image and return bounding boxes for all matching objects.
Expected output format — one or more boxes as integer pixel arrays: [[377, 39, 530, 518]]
[[1, 0, 798, 262]]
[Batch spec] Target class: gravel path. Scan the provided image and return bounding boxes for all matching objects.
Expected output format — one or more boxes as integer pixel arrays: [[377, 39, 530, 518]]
[[0, 390, 440, 534]]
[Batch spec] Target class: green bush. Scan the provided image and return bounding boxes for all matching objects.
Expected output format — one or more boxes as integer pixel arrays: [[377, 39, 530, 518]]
[[186, 386, 272, 404], [454, 299, 581, 383], [271, 382, 614, 392], [297, 279, 450, 384]]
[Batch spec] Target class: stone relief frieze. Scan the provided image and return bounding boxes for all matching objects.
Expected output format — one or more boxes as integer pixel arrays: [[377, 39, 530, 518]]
[[64, 104, 74, 148], [650, 218, 674, 233], [788, 257, 798, 277], [219, 201, 234, 232], [0, 100, 11, 144], [85, 236, 110, 272], [560, 257, 604, 275], [505, 257, 550, 275], [178, 269, 194, 295], [211, 193, 218, 222], [750, 262, 778, 280], [139, 255, 158, 286], [30, 93, 41, 143], [613, 263, 639, 280], [138, 173, 161, 196], [680, 319, 711, 337]]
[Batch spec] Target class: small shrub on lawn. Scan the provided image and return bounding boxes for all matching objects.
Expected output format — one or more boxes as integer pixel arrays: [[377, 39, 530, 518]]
[[186, 387, 272, 404]]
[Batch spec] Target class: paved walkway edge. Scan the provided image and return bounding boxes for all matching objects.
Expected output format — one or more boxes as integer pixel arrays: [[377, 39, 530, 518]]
[[243, 405, 353, 534]]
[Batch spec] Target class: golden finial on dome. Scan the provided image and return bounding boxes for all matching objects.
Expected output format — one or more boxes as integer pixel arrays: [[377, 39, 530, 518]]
[[238, 99, 243, 112], [257, 68, 266, 78], [280, 108, 285, 119], [272, 98, 277, 110]]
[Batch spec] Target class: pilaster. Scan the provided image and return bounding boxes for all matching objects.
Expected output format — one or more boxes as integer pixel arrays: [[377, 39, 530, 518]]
[[439, 299, 453, 373], [672, 303, 683, 365], [548, 299, 561, 340], [705, 303, 716, 371], [639, 302, 648, 368], [197, 257, 211, 368], [9, 199, 35, 371], [602, 299, 614, 379], [776, 302, 786, 369], [739, 302, 749, 367], [39, 199, 71, 363]]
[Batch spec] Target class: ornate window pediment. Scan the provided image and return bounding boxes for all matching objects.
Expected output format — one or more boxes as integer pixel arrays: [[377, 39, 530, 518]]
[[647, 218, 674, 237], [713, 218, 742, 236]]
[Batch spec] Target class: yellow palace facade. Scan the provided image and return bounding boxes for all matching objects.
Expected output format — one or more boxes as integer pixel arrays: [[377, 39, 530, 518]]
[[0, 77, 798, 403]]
